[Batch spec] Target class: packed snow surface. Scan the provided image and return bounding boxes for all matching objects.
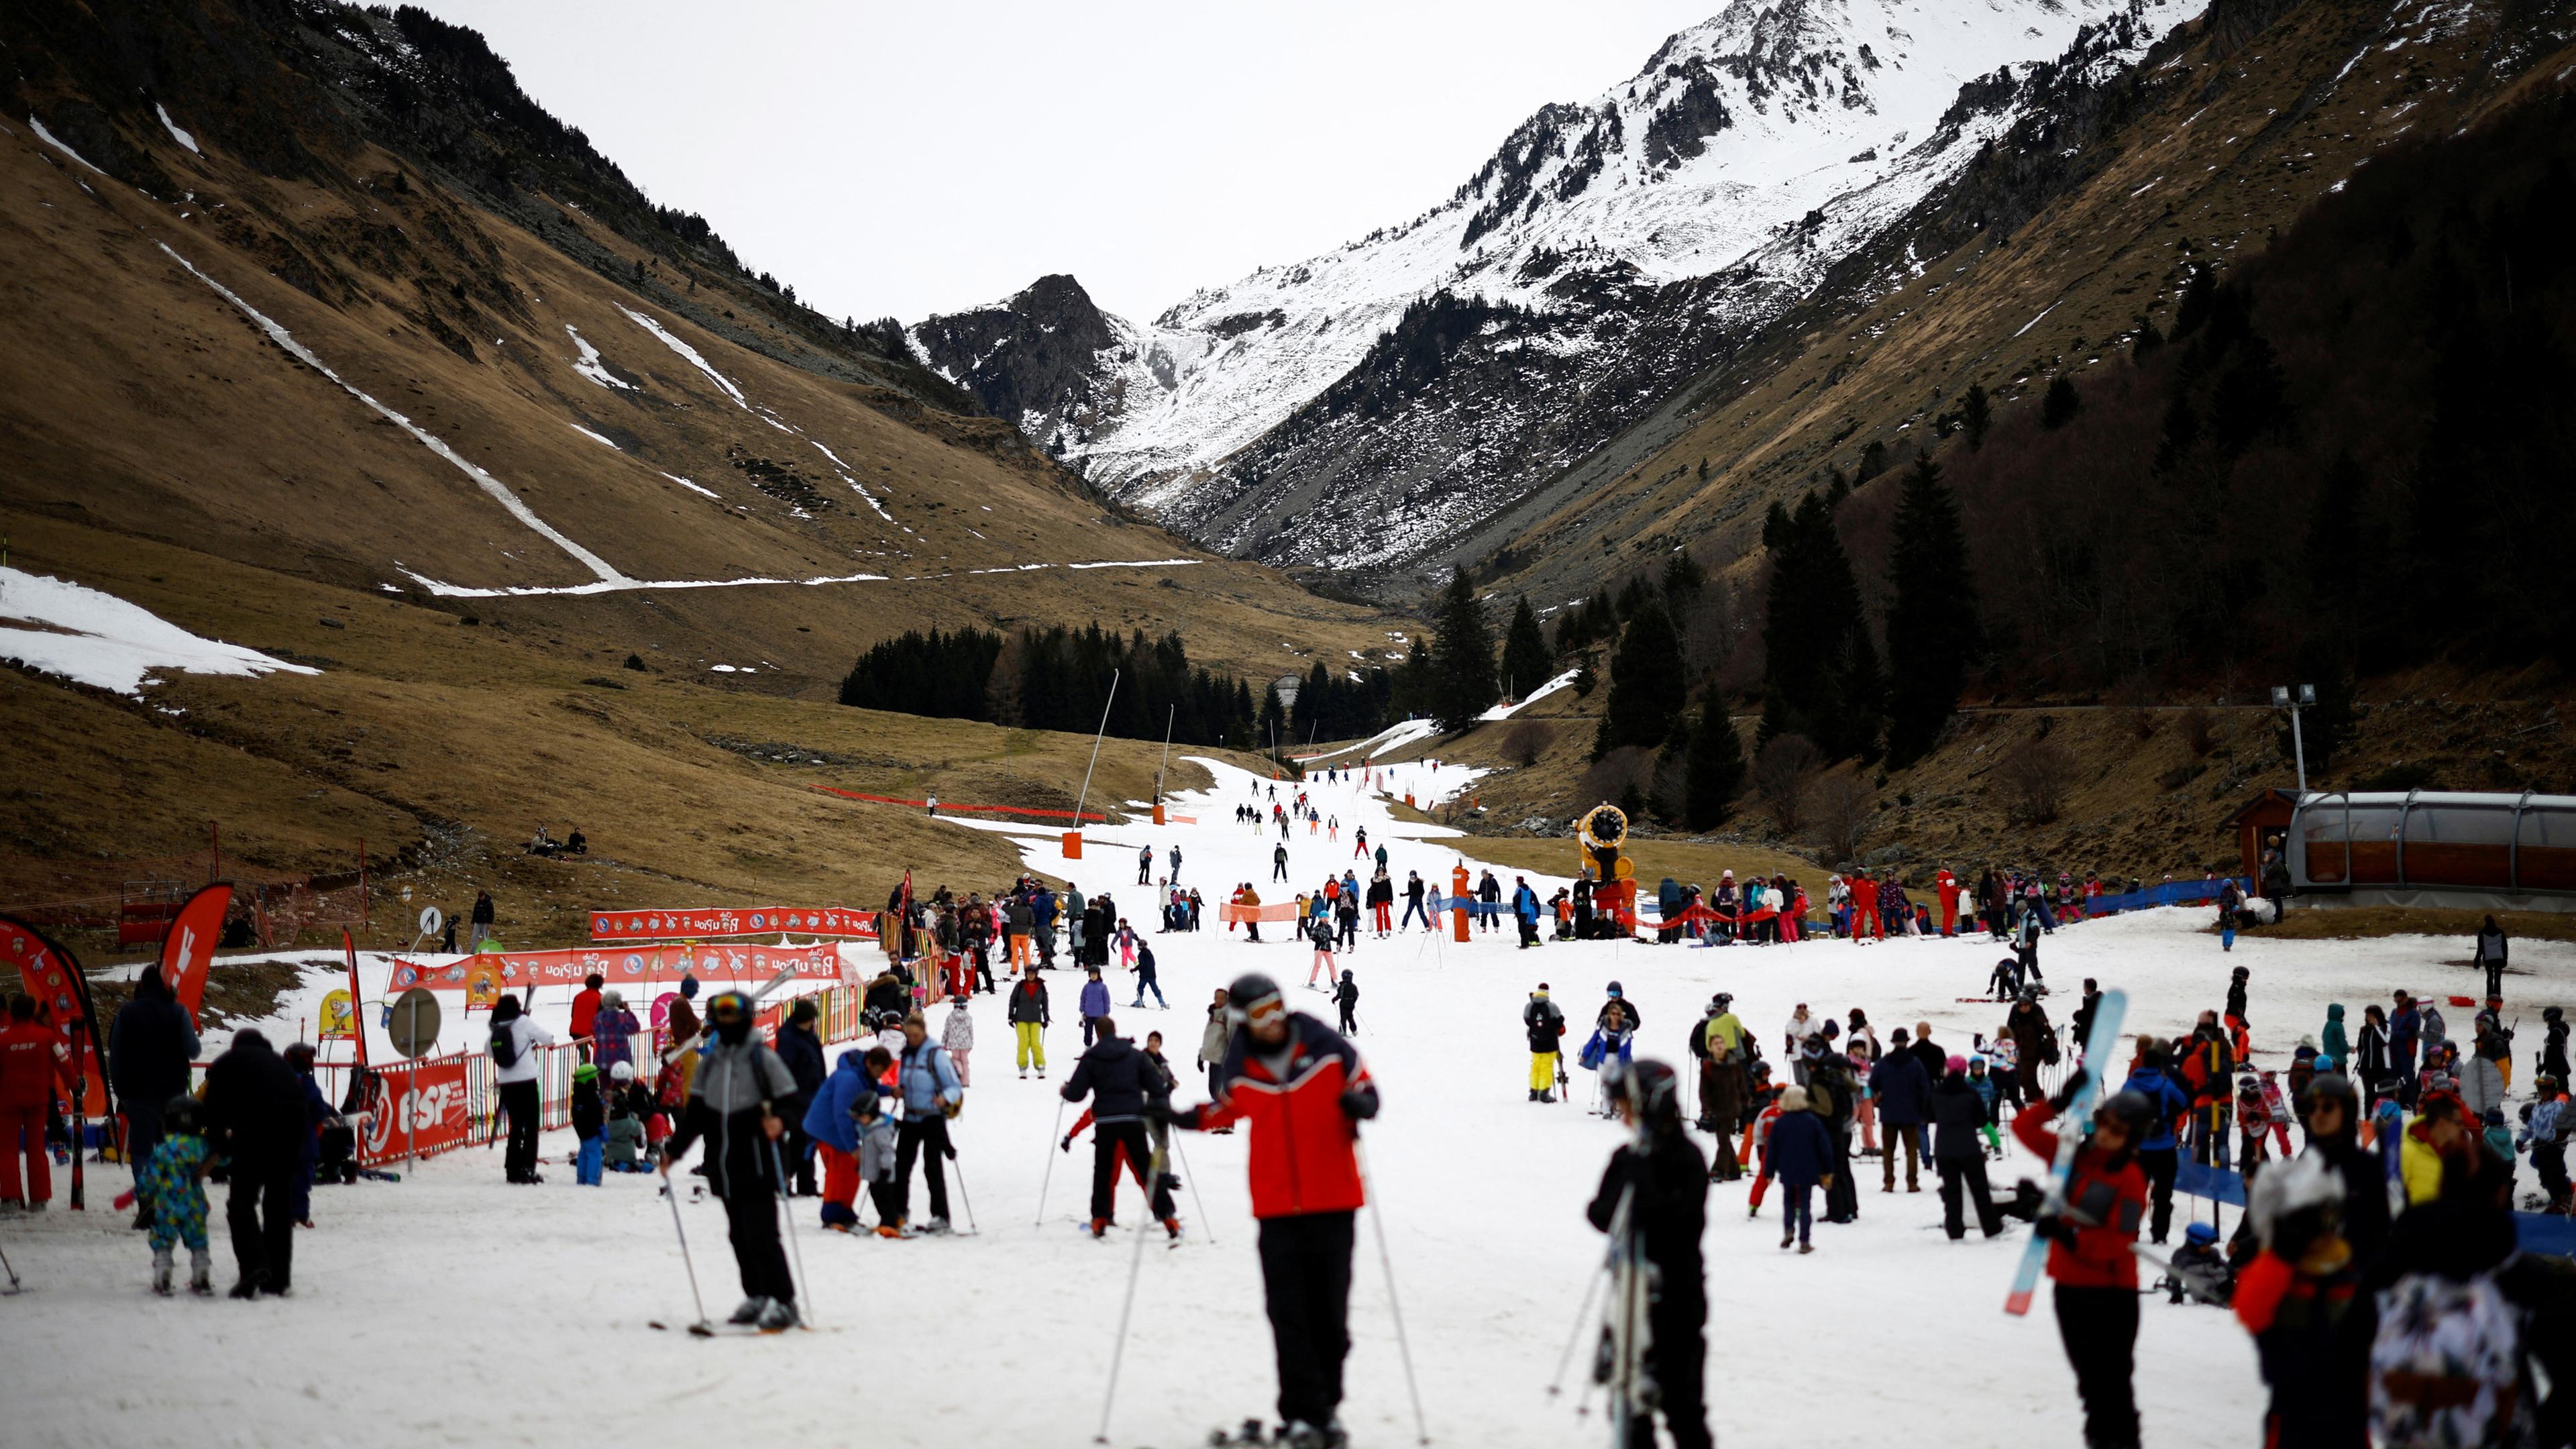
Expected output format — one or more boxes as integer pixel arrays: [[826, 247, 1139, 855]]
[[0, 566, 317, 694], [1480, 667, 1581, 721], [20, 751, 2571, 1446]]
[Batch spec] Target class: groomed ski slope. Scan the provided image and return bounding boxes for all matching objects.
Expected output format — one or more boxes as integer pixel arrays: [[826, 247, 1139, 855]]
[[15, 755, 2572, 1449]]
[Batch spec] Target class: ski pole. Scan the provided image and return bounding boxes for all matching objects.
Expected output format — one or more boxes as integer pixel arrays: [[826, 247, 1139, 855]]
[[1167, 1130, 1216, 1246], [658, 1163, 712, 1335], [949, 1141, 979, 1235], [1036, 1098, 1067, 1227], [1356, 1141, 1432, 1446], [0, 1238, 19, 1293], [1546, 1246, 1611, 1399], [1093, 1124, 1169, 1445], [766, 1122, 816, 1328]]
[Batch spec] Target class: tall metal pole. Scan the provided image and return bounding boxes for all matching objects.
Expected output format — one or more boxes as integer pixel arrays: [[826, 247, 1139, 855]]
[[2290, 704, 2308, 796], [1155, 704, 1175, 810], [1071, 669, 1120, 830]]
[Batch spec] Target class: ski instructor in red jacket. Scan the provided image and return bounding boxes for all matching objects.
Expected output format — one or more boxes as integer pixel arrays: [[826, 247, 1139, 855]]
[[1163, 972, 1379, 1449], [2013, 1069, 2153, 1449]]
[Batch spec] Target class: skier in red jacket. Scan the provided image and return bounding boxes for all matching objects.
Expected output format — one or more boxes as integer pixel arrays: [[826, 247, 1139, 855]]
[[2012, 1070, 2153, 1449], [0, 996, 74, 1208], [1168, 973, 1379, 1449]]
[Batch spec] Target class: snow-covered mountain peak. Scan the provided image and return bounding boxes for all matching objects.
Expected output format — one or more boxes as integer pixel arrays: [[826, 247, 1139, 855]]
[[916, 1, 2186, 522]]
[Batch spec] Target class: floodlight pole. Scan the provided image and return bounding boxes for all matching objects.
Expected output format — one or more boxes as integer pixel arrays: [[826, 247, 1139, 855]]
[[2271, 683, 2316, 796]]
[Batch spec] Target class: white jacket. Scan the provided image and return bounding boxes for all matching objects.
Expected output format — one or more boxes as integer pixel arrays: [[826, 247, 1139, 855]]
[[490, 1015, 555, 1084], [941, 1007, 975, 1052]]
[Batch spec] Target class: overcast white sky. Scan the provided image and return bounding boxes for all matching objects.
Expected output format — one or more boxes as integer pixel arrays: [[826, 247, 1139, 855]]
[[415, 1, 1715, 325]]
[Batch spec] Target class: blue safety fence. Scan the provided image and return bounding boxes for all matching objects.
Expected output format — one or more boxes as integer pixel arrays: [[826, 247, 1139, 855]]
[[2176, 1160, 2576, 1254], [2090, 877, 2254, 915]]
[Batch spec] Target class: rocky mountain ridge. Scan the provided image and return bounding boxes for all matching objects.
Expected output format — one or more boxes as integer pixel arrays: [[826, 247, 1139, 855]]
[[914, 0, 2198, 590]]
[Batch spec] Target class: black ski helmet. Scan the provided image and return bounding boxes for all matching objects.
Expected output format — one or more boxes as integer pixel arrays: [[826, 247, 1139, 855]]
[[1617, 1058, 1681, 1124], [2096, 1089, 2155, 1137], [1226, 973, 1283, 1018], [163, 1091, 205, 1138], [2546, 1006, 2565, 1024], [1711, 992, 1733, 1012]]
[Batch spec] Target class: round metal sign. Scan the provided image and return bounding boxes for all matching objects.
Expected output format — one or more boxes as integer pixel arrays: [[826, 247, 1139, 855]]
[[417, 905, 444, 937], [388, 987, 442, 1059]]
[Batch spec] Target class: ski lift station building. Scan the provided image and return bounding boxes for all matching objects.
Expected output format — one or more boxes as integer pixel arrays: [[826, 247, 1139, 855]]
[[2278, 790, 2576, 913]]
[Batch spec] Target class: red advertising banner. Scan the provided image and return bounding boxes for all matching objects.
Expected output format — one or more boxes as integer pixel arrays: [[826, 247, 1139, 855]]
[[387, 942, 841, 994], [161, 883, 232, 1024], [590, 906, 879, 941], [361, 1054, 471, 1163], [0, 916, 107, 1120]]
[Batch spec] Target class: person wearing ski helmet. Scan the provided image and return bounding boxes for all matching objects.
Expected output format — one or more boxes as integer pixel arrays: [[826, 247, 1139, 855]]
[[2233, 1155, 2369, 1448], [1525, 985, 1567, 1103], [1162, 973, 1377, 1449], [2293, 1071, 2389, 1265], [1585, 1059, 1713, 1449], [1597, 981, 1642, 1034], [661, 990, 802, 1332], [2012, 1069, 2153, 1449]]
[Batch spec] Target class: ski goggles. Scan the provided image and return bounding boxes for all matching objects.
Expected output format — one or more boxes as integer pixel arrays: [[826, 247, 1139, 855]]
[[704, 993, 751, 1025], [1228, 995, 1287, 1029]]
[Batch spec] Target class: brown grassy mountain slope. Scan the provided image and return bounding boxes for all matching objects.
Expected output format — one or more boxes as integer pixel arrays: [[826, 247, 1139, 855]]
[[0, 2, 1383, 952]]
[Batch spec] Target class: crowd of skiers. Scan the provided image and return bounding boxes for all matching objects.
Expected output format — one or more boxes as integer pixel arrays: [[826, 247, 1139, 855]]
[[1557, 939, 2576, 1449]]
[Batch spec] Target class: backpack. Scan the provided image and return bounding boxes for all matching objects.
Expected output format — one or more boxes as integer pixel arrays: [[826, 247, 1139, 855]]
[[2368, 1272, 2530, 1449], [488, 1019, 522, 1069]]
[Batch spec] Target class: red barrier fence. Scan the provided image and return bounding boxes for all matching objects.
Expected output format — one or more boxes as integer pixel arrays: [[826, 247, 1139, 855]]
[[592, 907, 878, 942]]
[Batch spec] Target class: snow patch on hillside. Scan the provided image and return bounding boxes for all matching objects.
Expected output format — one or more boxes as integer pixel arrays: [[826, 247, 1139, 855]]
[[619, 305, 748, 408], [158, 242, 629, 584], [0, 567, 317, 694], [564, 325, 635, 390], [153, 103, 200, 154], [26, 115, 108, 176]]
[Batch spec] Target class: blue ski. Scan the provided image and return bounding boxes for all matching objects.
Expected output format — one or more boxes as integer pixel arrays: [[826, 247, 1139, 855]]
[[2003, 987, 2127, 1316]]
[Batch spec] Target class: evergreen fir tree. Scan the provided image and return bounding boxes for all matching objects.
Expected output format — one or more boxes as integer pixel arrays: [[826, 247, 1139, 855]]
[[1762, 492, 1883, 761], [1962, 382, 1992, 449], [1592, 598, 1686, 759], [2041, 374, 2082, 430], [1499, 594, 1552, 702], [1762, 498, 1792, 550], [1660, 551, 1707, 601], [1856, 440, 1889, 482], [1682, 684, 1746, 829], [1430, 567, 1497, 732], [1882, 453, 1984, 765]]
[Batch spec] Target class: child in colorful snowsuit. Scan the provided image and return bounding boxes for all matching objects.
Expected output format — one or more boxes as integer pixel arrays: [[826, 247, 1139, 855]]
[[139, 1095, 213, 1295], [1967, 1057, 2004, 1157], [570, 1063, 606, 1185]]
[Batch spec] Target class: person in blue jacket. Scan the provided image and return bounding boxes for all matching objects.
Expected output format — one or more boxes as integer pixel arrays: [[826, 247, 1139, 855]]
[[280, 1042, 335, 1226], [2119, 1045, 2194, 1244], [1513, 876, 1543, 949], [1033, 884, 1061, 967], [894, 1015, 963, 1234], [1762, 1085, 1836, 1252], [1080, 967, 1113, 1047], [802, 1046, 886, 1231]]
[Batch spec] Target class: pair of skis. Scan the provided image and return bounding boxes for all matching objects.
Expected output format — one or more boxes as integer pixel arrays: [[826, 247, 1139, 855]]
[[2002, 987, 2127, 1316]]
